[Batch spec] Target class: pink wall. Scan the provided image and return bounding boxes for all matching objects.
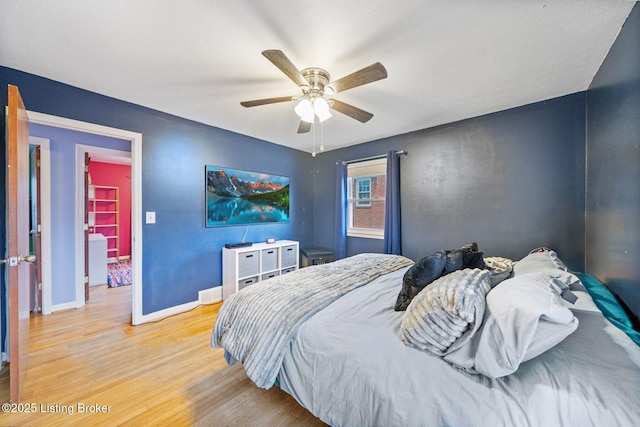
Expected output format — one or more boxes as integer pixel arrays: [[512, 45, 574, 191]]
[[89, 161, 132, 258]]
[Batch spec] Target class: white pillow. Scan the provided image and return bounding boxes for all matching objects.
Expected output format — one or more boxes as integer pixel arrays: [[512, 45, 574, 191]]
[[513, 250, 579, 288], [444, 272, 579, 378]]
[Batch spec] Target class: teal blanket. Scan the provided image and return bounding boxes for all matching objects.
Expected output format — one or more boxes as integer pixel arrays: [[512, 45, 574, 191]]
[[575, 273, 640, 346]]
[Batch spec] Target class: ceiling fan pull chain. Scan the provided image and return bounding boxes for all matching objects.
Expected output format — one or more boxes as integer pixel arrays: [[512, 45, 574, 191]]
[[312, 120, 317, 157], [320, 121, 325, 152]]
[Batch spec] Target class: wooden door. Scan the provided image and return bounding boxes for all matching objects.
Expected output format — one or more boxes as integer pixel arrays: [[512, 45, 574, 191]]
[[6, 84, 33, 402]]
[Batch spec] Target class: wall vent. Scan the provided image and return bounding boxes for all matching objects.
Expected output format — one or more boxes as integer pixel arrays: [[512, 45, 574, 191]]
[[198, 288, 216, 304]]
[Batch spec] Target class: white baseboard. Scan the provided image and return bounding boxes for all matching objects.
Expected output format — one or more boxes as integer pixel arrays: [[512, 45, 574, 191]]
[[136, 286, 222, 324], [45, 287, 222, 324], [50, 301, 81, 313], [139, 300, 200, 323]]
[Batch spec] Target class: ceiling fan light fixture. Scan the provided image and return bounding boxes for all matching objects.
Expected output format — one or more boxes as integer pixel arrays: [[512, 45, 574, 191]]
[[314, 97, 332, 122], [295, 98, 315, 123], [316, 109, 331, 123]]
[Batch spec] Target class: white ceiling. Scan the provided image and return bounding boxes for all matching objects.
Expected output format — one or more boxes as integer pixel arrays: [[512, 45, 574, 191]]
[[1, 1, 635, 153]]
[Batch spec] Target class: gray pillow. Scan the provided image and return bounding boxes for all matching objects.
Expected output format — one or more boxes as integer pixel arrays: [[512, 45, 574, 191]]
[[444, 272, 579, 378], [400, 268, 492, 356]]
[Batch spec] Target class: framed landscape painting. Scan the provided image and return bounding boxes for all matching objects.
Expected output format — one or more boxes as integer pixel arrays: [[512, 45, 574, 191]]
[[205, 165, 290, 227]]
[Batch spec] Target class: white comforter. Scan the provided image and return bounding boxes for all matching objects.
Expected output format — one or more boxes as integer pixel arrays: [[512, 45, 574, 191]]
[[279, 267, 640, 427]]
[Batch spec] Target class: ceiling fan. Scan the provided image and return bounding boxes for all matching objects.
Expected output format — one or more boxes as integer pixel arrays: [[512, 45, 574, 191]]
[[241, 50, 388, 134]]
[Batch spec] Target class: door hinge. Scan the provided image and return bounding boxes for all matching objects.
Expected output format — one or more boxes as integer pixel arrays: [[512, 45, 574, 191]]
[[84, 276, 89, 284], [84, 223, 89, 231], [37, 223, 42, 233], [38, 282, 42, 291], [84, 165, 89, 173]]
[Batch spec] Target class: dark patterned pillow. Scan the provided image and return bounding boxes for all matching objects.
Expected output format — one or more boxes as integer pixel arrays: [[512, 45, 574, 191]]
[[395, 243, 485, 311], [442, 250, 463, 275], [461, 242, 479, 252], [394, 253, 446, 311], [461, 242, 485, 269]]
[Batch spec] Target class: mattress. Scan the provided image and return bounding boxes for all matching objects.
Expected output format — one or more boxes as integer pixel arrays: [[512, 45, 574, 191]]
[[278, 266, 640, 427]]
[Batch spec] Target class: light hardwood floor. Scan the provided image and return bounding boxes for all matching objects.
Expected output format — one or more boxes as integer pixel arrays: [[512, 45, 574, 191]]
[[0, 285, 327, 426]]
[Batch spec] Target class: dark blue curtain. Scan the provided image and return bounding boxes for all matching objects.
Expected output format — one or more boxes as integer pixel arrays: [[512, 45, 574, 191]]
[[384, 151, 402, 255], [334, 161, 348, 259]]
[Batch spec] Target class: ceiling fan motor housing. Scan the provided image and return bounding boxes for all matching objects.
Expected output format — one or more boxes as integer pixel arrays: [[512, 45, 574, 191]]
[[301, 67, 331, 97]]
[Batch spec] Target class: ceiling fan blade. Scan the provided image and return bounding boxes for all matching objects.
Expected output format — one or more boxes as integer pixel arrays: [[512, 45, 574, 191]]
[[329, 62, 387, 94], [330, 99, 374, 123], [297, 121, 312, 134], [240, 96, 293, 107], [262, 50, 308, 88]]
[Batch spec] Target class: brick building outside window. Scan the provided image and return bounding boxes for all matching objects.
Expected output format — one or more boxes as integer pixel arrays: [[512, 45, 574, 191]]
[[352, 176, 385, 229], [347, 158, 386, 239]]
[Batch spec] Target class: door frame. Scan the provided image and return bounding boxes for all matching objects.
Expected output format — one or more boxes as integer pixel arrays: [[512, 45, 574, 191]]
[[28, 136, 51, 315], [27, 111, 145, 325]]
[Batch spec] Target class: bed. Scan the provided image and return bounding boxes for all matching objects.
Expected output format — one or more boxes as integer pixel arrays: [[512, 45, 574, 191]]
[[211, 251, 640, 427]]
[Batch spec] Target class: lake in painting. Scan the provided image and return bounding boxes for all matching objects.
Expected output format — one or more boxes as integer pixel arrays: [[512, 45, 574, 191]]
[[205, 165, 289, 226]]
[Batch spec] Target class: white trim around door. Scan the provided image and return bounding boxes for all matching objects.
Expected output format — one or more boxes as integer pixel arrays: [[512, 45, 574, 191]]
[[26, 111, 145, 325]]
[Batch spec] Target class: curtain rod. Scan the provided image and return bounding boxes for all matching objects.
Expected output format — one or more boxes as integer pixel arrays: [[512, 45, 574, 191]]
[[337, 150, 407, 165]]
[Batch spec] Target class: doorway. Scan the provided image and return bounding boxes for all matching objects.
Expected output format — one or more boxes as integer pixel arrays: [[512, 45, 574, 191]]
[[27, 111, 145, 324], [86, 152, 132, 292]]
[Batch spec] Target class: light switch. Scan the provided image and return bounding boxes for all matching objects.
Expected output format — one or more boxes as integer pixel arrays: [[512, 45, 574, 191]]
[[146, 211, 156, 224]]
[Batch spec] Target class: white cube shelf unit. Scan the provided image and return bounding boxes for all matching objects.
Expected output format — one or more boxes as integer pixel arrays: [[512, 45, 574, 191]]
[[222, 240, 299, 300]]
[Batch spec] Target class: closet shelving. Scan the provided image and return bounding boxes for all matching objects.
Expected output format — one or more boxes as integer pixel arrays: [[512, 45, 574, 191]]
[[88, 184, 120, 261]]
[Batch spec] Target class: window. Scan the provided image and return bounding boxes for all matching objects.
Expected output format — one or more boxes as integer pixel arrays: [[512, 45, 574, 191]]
[[347, 158, 386, 239]]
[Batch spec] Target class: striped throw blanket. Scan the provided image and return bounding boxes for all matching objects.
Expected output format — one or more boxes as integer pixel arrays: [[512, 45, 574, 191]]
[[211, 253, 413, 389]]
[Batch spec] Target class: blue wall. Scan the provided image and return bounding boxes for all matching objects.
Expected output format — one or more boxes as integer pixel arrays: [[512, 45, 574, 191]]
[[0, 68, 315, 315], [586, 4, 640, 321], [313, 94, 586, 271]]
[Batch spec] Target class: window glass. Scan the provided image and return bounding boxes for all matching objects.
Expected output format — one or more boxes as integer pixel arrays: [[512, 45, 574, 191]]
[[347, 158, 386, 239], [356, 178, 371, 206]]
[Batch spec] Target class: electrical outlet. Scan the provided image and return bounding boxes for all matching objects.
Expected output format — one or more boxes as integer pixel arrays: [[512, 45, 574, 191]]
[[146, 211, 156, 224]]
